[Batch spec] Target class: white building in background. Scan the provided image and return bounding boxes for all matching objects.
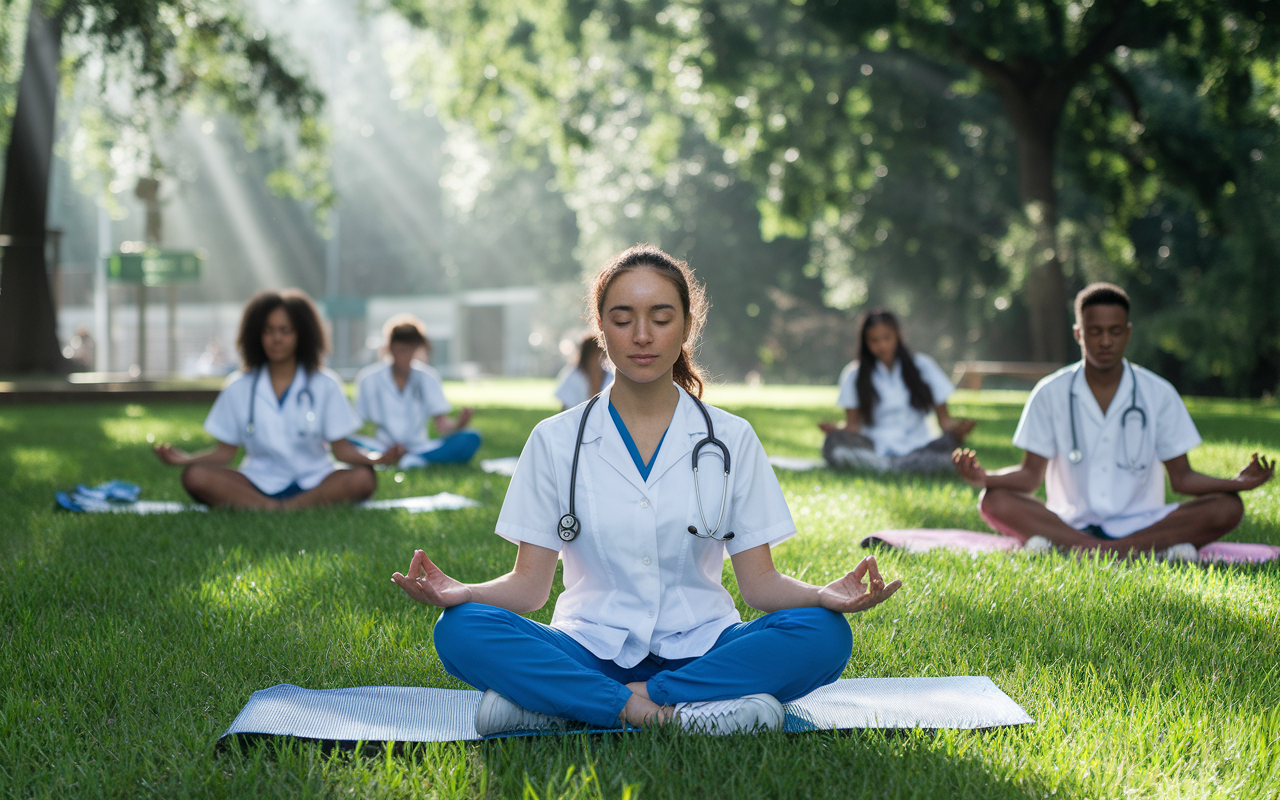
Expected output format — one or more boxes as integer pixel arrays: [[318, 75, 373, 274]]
[[57, 286, 555, 381]]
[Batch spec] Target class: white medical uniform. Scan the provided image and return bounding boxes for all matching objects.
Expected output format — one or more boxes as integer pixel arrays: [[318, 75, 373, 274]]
[[1013, 360, 1202, 537], [496, 384, 797, 669], [553, 364, 614, 409], [203, 365, 361, 495], [354, 360, 451, 453], [836, 353, 955, 456]]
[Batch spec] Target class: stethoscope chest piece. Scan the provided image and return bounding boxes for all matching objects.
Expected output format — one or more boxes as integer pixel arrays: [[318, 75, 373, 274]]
[[1068, 448, 1083, 464], [558, 513, 580, 542]]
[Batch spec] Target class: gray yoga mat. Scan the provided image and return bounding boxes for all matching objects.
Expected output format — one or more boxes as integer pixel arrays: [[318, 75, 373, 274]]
[[219, 677, 1033, 747]]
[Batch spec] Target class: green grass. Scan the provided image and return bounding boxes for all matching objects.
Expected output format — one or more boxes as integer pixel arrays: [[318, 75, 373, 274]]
[[1, 381, 1278, 799]]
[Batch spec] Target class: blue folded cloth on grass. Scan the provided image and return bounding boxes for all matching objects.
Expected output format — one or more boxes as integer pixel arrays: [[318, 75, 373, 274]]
[[56, 480, 143, 512]]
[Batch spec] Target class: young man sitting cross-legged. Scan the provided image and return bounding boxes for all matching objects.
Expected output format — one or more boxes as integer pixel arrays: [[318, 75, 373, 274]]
[[952, 282, 1274, 560]]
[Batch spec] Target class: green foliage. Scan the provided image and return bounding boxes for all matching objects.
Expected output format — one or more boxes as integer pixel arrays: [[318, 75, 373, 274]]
[[2, 386, 1280, 797], [381, 0, 824, 379], [52, 0, 333, 215], [385, 0, 1280, 393]]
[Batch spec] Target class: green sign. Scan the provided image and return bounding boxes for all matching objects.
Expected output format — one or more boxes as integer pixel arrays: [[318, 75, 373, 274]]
[[323, 295, 367, 319], [107, 250, 204, 286]]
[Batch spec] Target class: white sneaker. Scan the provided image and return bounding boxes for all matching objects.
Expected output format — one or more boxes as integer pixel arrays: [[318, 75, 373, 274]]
[[1156, 543, 1199, 563], [1022, 535, 1054, 555], [398, 452, 429, 470], [673, 693, 785, 735], [473, 689, 572, 736]]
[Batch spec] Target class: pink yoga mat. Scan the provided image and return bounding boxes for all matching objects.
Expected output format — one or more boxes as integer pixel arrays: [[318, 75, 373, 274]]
[[861, 529, 1280, 564]]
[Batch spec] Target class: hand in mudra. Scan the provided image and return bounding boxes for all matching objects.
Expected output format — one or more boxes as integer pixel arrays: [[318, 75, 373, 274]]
[[153, 443, 191, 465], [375, 443, 407, 465], [951, 448, 987, 489], [1235, 453, 1275, 491], [391, 550, 473, 608], [817, 555, 902, 614]]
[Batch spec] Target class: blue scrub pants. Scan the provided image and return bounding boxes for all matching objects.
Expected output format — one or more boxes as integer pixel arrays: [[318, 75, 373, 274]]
[[433, 603, 853, 729], [418, 430, 482, 464]]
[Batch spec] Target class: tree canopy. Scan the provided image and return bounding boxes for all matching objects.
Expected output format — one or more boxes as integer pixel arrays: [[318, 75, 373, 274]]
[[386, 0, 1280, 393]]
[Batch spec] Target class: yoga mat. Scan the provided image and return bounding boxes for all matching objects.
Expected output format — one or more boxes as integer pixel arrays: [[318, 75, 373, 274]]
[[360, 493, 479, 512], [56, 493, 477, 514], [862, 528, 1280, 564], [480, 457, 520, 477], [767, 455, 826, 472], [218, 676, 1033, 748], [55, 494, 207, 514]]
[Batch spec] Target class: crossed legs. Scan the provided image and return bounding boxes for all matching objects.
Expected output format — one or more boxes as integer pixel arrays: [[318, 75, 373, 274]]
[[180, 465, 376, 510], [434, 603, 852, 729], [979, 487, 1243, 554]]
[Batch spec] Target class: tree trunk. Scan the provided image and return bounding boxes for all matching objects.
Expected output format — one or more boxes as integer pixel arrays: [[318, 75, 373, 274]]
[[0, 2, 67, 375], [999, 84, 1072, 364], [1015, 110, 1070, 364]]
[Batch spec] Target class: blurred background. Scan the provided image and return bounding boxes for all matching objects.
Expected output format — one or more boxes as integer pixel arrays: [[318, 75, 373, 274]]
[[2, 0, 1278, 394]]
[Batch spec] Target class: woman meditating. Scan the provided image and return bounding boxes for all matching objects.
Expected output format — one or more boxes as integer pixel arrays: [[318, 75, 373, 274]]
[[392, 245, 901, 735], [154, 289, 401, 509], [820, 308, 975, 472]]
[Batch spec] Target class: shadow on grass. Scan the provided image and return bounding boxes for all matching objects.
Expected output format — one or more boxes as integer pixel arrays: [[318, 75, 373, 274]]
[[217, 726, 1084, 800]]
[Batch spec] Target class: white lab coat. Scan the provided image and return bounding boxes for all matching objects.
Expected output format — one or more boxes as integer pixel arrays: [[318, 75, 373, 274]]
[[495, 384, 797, 669], [1013, 360, 1202, 537], [203, 365, 361, 495], [836, 353, 955, 456], [553, 364, 614, 409], [354, 360, 452, 453]]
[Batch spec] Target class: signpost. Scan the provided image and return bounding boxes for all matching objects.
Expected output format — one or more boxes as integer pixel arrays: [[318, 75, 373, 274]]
[[106, 249, 204, 376]]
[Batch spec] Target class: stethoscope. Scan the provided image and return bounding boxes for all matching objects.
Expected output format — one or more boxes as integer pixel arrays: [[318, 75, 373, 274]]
[[245, 366, 316, 437], [557, 393, 734, 543], [1067, 362, 1148, 472]]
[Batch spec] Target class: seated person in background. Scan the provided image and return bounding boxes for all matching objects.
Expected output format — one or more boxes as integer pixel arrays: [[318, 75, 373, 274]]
[[352, 314, 481, 469], [819, 308, 975, 472], [953, 282, 1274, 560], [154, 290, 400, 509], [554, 334, 613, 410]]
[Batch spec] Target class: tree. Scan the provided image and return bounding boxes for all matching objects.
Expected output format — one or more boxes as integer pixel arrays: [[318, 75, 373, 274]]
[[387, 0, 1280, 383], [386, 0, 1023, 376], [0, 0, 325, 374], [689, 0, 1280, 362]]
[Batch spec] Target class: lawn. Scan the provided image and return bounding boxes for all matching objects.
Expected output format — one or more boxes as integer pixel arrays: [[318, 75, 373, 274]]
[[1, 382, 1278, 799]]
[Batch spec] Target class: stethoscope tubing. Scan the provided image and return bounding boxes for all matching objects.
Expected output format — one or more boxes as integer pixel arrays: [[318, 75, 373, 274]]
[[558, 392, 732, 543], [245, 365, 315, 436], [1067, 362, 1147, 470]]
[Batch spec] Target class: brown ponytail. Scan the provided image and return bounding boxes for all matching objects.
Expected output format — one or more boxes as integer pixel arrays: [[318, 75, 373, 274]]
[[589, 244, 708, 398]]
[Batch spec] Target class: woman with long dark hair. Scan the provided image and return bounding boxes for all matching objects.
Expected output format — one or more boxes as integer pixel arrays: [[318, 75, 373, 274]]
[[153, 289, 401, 508], [819, 308, 975, 472], [392, 245, 900, 736]]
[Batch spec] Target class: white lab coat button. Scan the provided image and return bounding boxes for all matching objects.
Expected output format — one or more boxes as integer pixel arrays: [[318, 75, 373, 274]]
[[640, 499, 649, 508], [642, 556, 652, 565], [647, 610, 655, 618]]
